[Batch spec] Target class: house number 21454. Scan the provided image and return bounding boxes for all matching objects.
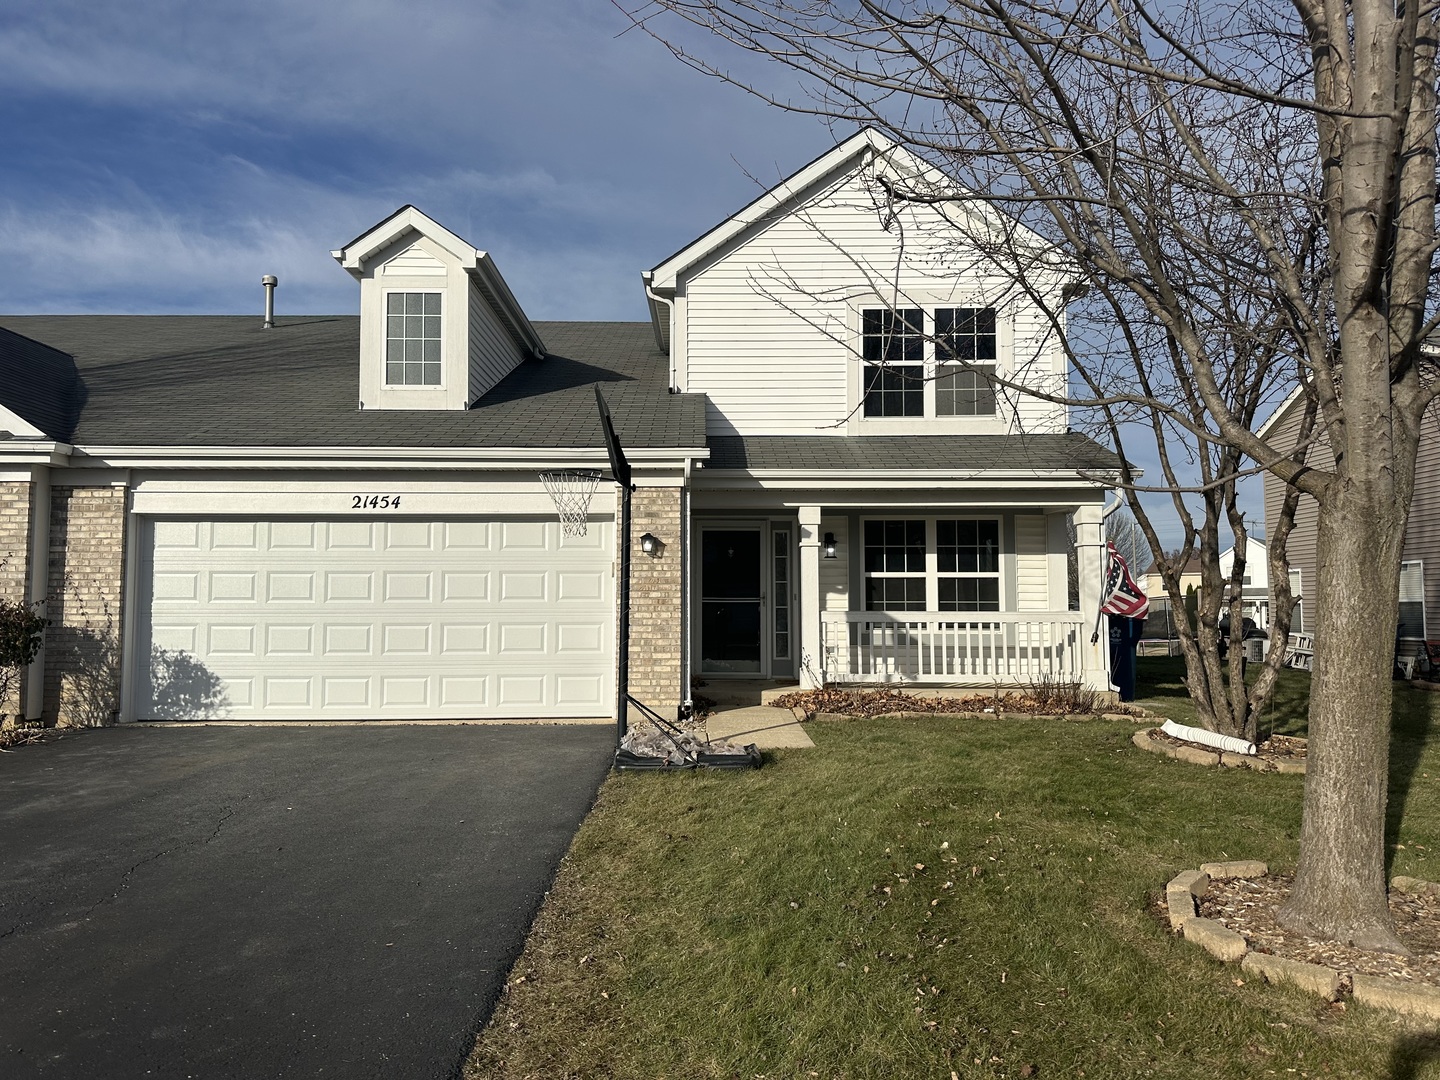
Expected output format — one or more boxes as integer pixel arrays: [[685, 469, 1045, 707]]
[[351, 495, 402, 509]]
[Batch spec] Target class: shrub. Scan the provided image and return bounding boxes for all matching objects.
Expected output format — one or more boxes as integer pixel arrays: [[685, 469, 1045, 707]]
[[0, 596, 47, 719]]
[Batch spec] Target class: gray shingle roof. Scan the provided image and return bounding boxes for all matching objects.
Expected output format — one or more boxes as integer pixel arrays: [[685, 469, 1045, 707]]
[[705, 434, 1120, 472], [0, 325, 83, 441], [0, 316, 704, 450]]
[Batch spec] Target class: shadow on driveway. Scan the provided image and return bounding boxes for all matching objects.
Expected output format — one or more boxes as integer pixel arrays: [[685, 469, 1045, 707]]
[[0, 723, 613, 1079]]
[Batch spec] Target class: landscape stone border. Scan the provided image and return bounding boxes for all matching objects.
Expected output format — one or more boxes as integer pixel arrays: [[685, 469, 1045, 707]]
[[807, 709, 1152, 724], [1166, 861, 1440, 1020], [1133, 728, 1307, 773]]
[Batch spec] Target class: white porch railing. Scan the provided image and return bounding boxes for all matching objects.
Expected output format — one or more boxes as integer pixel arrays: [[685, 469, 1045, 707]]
[[821, 610, 1088, 685]]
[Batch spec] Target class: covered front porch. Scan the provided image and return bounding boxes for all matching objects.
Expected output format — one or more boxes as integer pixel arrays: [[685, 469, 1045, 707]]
[[686, 489, 1112, 694]]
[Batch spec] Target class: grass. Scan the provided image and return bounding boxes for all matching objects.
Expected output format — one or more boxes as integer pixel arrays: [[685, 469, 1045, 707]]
[[467, 660, 1440, 1079]]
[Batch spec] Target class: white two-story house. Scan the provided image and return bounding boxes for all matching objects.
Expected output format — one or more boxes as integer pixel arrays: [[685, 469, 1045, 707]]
[[0, 129, 1116, 725]]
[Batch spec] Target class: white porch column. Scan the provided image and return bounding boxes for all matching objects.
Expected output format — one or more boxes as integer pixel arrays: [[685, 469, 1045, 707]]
[[1073, 502, 1111, 692], [798, 505, 823, 689]]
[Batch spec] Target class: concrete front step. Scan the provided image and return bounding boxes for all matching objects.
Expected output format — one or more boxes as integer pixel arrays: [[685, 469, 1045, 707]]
[[703, 705, 815, 749]]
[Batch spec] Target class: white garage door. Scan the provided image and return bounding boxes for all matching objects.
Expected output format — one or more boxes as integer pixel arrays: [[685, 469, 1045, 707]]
[[137, 517, 614, 720]]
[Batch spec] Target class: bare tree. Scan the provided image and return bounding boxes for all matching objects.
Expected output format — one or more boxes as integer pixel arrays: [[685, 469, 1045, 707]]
[[625, 0, 1438, 950], [1104, 506, 1151, 584]]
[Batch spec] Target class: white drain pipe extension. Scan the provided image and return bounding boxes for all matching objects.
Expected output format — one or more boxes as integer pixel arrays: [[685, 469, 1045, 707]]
[[1160, 719, 1257, 756]]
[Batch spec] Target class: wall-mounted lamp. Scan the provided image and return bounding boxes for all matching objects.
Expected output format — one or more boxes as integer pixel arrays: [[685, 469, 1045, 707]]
[[823, 532, 838, 559], [639, 532, 661, 556]]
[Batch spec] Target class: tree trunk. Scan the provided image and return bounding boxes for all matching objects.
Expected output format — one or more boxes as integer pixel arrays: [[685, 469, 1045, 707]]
[[1277, 475, 1407, 951]]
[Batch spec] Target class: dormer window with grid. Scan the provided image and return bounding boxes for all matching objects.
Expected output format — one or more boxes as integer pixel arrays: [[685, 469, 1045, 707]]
[[861, 306, 998, 419], [386, 292, 442, 386]]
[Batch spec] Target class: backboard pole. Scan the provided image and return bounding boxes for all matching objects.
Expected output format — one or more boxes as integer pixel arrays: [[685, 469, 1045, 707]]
[[595, 387, 633, 745]]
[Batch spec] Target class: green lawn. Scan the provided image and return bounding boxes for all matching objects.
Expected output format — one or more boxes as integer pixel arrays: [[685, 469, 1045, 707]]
[[467, 661, 1440, 1079]]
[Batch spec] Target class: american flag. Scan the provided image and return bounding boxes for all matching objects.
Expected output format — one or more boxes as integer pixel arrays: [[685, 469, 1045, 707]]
[[1100, 541, 1150, 619]]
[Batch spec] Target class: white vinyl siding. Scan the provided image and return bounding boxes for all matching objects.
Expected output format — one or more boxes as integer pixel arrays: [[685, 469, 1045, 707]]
[[680, 165, 1068, 437], [138, 517, 613, 720], [467, 278, 528, 404], [820, 514, 850, 611], [1014, 515, 1049, 610]]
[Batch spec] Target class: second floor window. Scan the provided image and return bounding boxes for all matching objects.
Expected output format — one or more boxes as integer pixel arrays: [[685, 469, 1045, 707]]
[[862, 308, 924, 416], [386, 292, 442, 386], [861, 305, 998, 419]]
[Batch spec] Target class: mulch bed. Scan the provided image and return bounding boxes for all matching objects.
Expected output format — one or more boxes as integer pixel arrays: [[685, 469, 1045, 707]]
[[1201, 874, 1440, 986], [772, 686, 1150, 720], [0, 724, 47, 751]]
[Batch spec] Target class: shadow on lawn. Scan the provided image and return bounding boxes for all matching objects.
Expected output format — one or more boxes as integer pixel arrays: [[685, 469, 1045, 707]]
[[1386, 684, 1438, 874], [1389, 1033, 1440, 1079]]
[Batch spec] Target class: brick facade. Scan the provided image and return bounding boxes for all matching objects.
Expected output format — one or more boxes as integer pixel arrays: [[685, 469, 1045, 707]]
[[625, 486, 685, 717], [45, 485, 128, 726], [0, 479, 34, 717]]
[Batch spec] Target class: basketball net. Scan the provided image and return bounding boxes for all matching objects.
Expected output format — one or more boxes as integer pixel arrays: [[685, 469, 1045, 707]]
[[540, 470, 602, 536]]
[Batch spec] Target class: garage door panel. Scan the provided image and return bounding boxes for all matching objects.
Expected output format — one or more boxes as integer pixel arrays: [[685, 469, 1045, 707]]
[[500, 521, 547, 549], [322, 677, 370, 708], [326, 572, 374, 601], [208, 625, 256, 656], [327, 522, 375, 549], [325, 624, 373, 655], [381, 677, 430, 707], [385, 521, 432, 549], [440, 676, 488, 707], [267, 572, 316, 602], [141, 517, 613, 720], [209, 572, 257, 602], [444, 521, 490, 549]]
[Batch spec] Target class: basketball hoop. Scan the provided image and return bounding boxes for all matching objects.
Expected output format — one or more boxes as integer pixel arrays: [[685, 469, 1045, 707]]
[[540, 470, 602, 536]]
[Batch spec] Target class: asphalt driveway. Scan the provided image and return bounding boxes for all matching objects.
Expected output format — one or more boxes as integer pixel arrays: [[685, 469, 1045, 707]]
[[0, 723, 614, 1079]]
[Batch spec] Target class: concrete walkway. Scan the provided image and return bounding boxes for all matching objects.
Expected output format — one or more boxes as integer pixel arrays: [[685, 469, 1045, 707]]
[[697, 680, 815, 749]]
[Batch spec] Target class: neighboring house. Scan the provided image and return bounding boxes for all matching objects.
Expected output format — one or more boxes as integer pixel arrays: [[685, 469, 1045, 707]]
[[1218, 537, 1271, 629], [0, 129, 1118, 725], [1143, 555, 1202, 605], [1261, 389, 1435, 647]]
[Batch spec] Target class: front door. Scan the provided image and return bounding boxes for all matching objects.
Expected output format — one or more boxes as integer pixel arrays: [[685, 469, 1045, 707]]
[[700, 528, 763, 674]]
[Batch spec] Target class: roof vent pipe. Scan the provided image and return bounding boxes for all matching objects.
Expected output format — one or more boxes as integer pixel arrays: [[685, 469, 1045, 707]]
[[262, 275, 278, 328]]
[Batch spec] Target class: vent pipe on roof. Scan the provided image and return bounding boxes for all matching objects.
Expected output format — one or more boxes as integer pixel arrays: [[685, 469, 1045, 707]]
[[262, 275, 278, 328]]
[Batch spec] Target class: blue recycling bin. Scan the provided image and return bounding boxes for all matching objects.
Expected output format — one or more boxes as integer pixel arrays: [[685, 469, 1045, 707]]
[[1108, 615, 1146, 702]]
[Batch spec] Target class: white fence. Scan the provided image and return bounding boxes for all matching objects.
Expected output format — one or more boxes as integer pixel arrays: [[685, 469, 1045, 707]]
[[821, 611, 1088, 685]]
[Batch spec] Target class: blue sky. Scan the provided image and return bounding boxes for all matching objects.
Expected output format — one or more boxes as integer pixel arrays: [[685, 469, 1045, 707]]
[[0, 1, 825, 319], [0, 0, 1260, 549]]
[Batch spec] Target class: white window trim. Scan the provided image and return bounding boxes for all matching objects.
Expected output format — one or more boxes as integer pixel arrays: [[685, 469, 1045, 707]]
[[847, 299, 1012, 435], [1400, 559, 1426, 640], [861, 516, 1005, 612], [382, 288, 446, 391]]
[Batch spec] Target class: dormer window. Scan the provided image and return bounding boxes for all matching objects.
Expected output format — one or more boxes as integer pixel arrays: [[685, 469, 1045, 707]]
[[385, 292, 442, 386]]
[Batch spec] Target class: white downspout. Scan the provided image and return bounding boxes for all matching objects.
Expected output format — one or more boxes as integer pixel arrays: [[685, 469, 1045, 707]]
[[643, 273, 677, 391]]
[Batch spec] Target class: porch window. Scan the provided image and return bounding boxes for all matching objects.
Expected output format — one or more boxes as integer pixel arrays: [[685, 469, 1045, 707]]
[[864, 518, 1002, 611], [862, 308, 925, 416], [937, 519, 1001, 610], [863, 520, 927, 610]]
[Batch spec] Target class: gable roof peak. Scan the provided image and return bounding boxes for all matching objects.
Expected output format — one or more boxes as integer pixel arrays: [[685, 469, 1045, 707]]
[[331, 205, 545, 360]]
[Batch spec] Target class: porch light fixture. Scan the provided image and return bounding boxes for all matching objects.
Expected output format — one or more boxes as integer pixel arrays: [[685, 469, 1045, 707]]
[[823, 532, 838, 559], [639, 532, 661, 556]]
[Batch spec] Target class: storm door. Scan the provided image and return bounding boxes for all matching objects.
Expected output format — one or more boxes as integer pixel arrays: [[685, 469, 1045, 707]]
[[700, 528, 763, 674]]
